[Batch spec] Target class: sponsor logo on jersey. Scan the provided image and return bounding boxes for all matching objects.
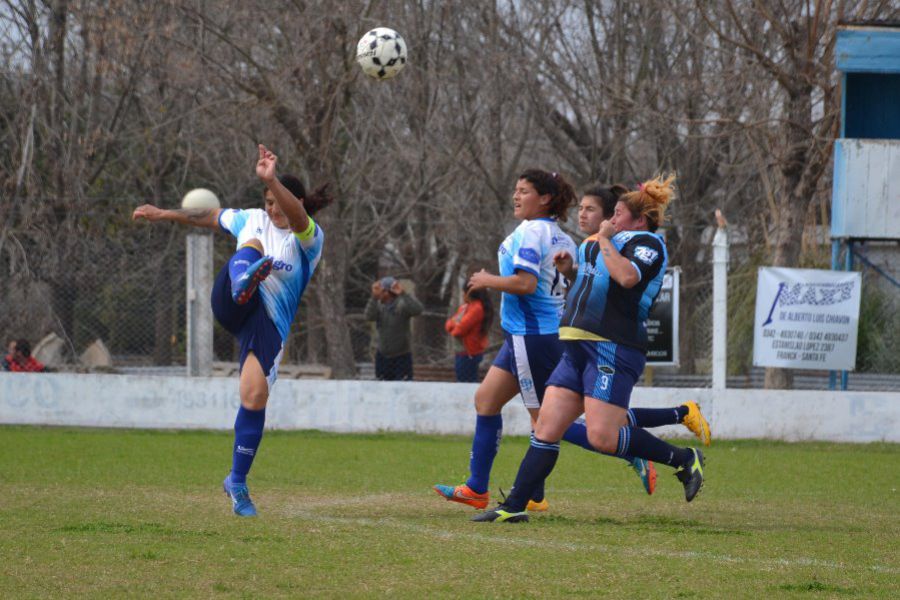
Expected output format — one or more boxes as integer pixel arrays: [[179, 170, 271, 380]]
[[272, 260, 293, 272], [634, 246, 659, 265], [582, 263, 607, 277], [518, 247, 540, 264]]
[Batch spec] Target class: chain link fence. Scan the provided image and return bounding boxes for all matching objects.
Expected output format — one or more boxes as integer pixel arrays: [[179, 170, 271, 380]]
[[2, 215, 898, 389]]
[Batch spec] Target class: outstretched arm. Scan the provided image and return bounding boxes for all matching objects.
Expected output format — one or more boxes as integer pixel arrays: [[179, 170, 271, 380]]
[[256, 144, 310, 233], [132, 205, 221, 230], [468, 269, 537, 296]]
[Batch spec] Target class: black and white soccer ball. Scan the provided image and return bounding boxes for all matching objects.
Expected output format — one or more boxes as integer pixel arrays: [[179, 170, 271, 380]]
[[356, 27, 407, 80]]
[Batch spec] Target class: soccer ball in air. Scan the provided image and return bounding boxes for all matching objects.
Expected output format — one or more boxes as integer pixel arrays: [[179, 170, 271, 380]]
[[181, 188, 220, 210], [356, 27, 407, 80]]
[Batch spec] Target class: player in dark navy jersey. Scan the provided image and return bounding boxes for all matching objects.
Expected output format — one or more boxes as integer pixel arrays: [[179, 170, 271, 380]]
[[556, 186, 712, 495], [560, 230, 667, 348], [474, 175, 707, 523]]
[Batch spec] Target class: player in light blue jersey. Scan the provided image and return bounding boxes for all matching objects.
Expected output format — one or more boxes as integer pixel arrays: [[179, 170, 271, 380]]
[[133, 144, 332, 517], [476, 175, 707, 524], [435, 169, 652, 513], [433, 169, 576, 510]]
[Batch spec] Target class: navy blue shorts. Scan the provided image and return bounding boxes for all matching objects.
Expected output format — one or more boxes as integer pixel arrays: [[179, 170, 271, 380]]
[[546, 340, 645, 408], [492, 332, 564, 409], [212, 264, 284, 387]]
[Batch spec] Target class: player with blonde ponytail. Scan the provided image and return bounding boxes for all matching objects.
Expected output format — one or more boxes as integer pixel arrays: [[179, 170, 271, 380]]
[[618, 173, 676, 231], [475, 174, 708, 523]]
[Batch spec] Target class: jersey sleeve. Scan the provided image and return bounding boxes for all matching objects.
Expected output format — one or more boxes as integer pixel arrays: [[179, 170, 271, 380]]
[[217, 208, 250, 238], [620, 237, 665, 283], [293, 217, 325, 262], [512, 223, 545, 278]]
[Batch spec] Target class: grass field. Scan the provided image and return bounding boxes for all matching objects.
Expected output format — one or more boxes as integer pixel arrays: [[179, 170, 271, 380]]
[[1, 426, 897, 598]]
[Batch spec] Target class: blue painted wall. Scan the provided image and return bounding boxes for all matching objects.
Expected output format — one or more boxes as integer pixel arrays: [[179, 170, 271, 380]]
[[836, 29, 900, 74]]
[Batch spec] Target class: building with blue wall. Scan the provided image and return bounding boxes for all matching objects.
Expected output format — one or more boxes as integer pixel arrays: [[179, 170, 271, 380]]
[[831, 23, 900, 389]]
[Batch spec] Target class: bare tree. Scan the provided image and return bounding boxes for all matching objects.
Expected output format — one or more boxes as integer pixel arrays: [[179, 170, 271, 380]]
[[696, 0, 893, 387]]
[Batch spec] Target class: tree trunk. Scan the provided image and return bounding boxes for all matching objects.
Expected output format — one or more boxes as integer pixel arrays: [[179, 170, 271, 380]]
[[764, 22, 814, 390], [313, 215, 356, 378]]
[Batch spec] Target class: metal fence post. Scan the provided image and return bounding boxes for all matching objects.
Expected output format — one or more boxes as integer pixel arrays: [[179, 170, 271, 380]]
[[712, 211, 729, 391], [186, 233, 214, 376]]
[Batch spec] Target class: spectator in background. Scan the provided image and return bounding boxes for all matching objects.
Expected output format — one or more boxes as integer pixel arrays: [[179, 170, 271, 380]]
[[445, 283, 494, 382], [2, 340, 14, 370], [365, 276, 423, 381], [4, 339, 46, 372]]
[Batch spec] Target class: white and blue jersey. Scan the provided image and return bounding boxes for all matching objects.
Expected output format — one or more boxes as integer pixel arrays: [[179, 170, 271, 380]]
[[218, 208, 324, 342], [498, 218, 577, 335]]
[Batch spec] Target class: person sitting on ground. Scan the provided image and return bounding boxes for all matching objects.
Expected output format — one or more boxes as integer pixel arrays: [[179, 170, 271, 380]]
[[4, 339, 46, 372]]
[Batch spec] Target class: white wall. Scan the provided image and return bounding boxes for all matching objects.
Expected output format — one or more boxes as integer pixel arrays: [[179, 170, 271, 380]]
[[1, 373, 897, 442]]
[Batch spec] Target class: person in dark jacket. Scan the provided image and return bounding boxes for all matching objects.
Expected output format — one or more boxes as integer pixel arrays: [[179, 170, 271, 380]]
[[365, 276, 423, 380]]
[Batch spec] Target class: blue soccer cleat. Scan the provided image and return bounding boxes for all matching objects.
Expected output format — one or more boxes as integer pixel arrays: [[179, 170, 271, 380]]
[[231, 255, 274, 305], [630, 457, 657, 495], [223, 474, 257, 517]]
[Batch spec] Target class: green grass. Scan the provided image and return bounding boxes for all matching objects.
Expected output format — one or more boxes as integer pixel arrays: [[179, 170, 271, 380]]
[[0, 427, 897, 598]]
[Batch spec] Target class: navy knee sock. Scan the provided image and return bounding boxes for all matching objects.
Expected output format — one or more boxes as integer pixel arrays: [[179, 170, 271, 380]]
[[228, 245, 263, 284], [530, 479, 546, 503], [563, 418, 640, 466], [561, 418, 595, 451], [528, 429, 546, 503], [614, 426, 692, 468], [626, 406, 688, 428], [503, 435, 560, 513], [230, 406, 266, 484], [466, 414, 502, 494]]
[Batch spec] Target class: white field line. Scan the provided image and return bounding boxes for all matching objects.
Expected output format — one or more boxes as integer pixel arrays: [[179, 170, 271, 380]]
[[278, 494, 899, 575]]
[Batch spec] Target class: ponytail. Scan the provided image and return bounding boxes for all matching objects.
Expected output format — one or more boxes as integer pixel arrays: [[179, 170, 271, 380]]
[[303, 183, 334, 215], [274, 175, 334, 215], [619, 174, 676, 232]]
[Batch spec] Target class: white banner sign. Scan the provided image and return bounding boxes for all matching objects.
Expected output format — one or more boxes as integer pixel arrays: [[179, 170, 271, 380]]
[[753, 267, 862, 370]]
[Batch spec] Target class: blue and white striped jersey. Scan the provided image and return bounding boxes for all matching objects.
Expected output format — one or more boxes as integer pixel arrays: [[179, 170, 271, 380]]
[[497, 218, 577, 335], [218, 208, 324, 342]]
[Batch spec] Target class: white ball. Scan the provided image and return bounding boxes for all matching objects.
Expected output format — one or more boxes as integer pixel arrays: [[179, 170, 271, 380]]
[[181, 188, 220, 210], [356, 27, 407, 80]]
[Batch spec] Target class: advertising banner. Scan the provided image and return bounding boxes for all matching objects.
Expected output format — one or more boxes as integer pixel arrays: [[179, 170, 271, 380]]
[[753, 267, 861, 370], [646, 268, 680, 366]]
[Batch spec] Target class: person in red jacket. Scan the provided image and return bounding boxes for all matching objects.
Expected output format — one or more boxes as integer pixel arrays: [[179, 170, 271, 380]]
[[3, 339, 46, 372], [445, 284, 494, 382]]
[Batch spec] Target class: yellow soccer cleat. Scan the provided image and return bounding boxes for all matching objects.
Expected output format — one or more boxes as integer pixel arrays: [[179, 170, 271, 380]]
[[681, 401, 711, 446], [525, 499, 549, 512]]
